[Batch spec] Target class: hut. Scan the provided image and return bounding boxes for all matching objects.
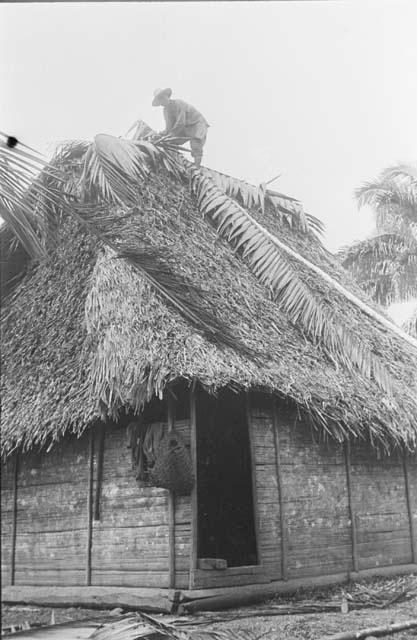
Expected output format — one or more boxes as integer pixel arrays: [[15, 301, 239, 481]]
[[1, 141, 416, 612]]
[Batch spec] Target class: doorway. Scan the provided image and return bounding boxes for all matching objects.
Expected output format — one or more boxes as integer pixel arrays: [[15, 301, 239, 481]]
[[196, 390, 258, 567]]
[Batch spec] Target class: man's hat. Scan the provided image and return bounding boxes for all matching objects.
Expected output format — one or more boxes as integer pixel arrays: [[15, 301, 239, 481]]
[[152, 87, 172, 106]]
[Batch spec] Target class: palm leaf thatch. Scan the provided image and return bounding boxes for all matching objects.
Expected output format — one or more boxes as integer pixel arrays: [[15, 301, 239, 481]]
[[1, 136, 248, 356], [403, 306, 417, 338], [127, 121, 323, 237], [74, 203, 253, 356], [82, 130, 417, 355], [192, 171, 402, 392], [78, 131, 417, 364], [2, 130, 417, 455]]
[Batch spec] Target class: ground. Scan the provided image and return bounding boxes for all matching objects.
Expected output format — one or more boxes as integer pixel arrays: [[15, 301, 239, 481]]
[[205, 600, 417, 639], [2, 576, 417, 639]]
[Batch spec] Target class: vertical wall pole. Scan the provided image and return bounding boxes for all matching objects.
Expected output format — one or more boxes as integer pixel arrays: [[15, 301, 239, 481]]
[[344, 441, 359, 573], [403, 453, 416, 564], [86, 428, 94, 586], [167, 394, 176, 589], [189, 386, 198, 589], [10, 451, 19, 586], [272, 400, 288, 581], [93, 429, 105, 521], [246, 393, 262, 566]]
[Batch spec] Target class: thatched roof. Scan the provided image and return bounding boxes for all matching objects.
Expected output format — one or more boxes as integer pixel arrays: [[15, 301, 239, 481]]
[[2, 167, 417, 456], [403, 306, 417, 339]]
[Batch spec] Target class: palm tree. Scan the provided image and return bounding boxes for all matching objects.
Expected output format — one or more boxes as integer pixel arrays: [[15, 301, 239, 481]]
[[1, 129, 417, 397], [341, 165, 417, 332]]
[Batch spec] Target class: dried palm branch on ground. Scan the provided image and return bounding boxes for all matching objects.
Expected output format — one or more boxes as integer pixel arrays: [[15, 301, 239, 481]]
[[89, 611, 270, 640], [184, 577, 417, 623], [323, 619, 417, 640]]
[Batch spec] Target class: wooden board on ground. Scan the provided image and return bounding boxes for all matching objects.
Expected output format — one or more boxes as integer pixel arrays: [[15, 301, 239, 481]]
[[1, 586, 176, 614]]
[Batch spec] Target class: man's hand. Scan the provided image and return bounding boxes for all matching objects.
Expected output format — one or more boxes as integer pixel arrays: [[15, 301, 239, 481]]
[[148, 132, 162, 142]]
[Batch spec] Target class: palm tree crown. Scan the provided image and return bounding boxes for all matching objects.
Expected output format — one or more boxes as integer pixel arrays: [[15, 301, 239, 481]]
[[341, 165, 417, 331]]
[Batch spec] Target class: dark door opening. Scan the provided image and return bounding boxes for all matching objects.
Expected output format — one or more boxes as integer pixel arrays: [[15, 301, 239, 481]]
[[196, 390, 258, 568]]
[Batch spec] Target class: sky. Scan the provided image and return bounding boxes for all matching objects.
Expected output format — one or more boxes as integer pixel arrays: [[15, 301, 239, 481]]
[[1, 0, 416, 321]]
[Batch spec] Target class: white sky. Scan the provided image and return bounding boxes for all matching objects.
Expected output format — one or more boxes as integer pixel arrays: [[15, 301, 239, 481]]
[[1, 0, 416, 320]]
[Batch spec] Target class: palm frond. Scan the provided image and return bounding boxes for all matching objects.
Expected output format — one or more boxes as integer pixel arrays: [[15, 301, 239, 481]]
[[0, 133, 63, 259], [355, 164, 417, 230], [340, 233, 417, 289], [1, 134, 249, 355], [79, 134, 187, 206], [192, 171, 393, 392], [381, 164, 417, 185], [200, 167, 324, 239], [90, 611, 267, 640]]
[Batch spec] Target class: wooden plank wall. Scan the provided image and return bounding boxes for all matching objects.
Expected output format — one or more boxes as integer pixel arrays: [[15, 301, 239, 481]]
[[13, 435, 90, 586], [1, 394, 415, 591], [90, 420, 192, 589], [249, 402, 282, 580], [349, 443, 412, 570], [276, 405, 352, 579], [405, 454, 417, 563], [173, 420, 193, 590], [1, 458, 15, 587]]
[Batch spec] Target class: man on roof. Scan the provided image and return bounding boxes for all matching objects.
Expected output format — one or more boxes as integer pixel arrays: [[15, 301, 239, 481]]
[[152, 88, 209, 168]]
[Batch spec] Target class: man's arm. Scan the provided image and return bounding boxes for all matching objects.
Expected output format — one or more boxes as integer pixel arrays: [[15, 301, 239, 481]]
[[163, 101, 187, 135]]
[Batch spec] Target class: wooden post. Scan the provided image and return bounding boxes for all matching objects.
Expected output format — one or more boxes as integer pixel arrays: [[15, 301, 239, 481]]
[[93, 429, 105, 521], [272, 400, 288, 581], [403, 453, 416, 564], [167, 394, 176, 589], [10, 451, 19, 586], [344, 441, 359, 573], [189, 386, 198, 590], [86, 428, 94, 586], [246, 393, 262, 566]]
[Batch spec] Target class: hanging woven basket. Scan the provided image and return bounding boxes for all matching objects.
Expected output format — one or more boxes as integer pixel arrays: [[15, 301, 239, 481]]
[[150, 430, 194, 495]]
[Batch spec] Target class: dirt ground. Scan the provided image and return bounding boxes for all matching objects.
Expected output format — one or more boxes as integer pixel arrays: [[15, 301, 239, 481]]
[[203, 600, 417, 639], [2, 576, 417, 639]]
